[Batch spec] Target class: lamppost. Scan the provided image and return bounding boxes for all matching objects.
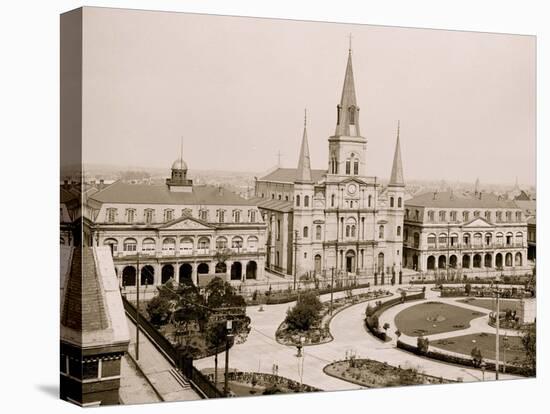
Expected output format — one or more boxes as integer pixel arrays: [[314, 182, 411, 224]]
[[493, 278, 502, 380], [224, 320, 234, 396], [296, 336, 305, 391], [481, 361, 486, 381], [293, 230, 299, 291], [503, 333, 509, 374]]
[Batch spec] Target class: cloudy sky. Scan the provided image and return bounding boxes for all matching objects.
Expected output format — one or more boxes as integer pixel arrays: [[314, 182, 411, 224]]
[[81, 7, 535, 185]]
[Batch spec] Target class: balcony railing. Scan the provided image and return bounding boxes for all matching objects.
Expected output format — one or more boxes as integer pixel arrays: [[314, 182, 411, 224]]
[[114, 247, 265, 259], [405, 242, 525, 251]]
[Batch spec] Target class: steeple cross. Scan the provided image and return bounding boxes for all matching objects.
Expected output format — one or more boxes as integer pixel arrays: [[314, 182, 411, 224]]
[[348, 33, 353, 52]]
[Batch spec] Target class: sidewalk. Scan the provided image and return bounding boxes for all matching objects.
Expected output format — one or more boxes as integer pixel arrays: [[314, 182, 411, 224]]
[[126, 316, 202, 402]]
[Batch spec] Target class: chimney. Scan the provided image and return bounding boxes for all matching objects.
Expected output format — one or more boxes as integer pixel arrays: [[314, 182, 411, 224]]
[[63, 179, 69, 189], [99, 179, 104, 189], [433, 191, 437, 200]]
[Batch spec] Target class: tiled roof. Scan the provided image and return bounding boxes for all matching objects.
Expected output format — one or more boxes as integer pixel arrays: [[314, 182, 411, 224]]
[[61, 247, 109, 332], [258, 168, 327, 183], [90, 181, 256, 206], [250, 196, 293, 213], [405, 191, 520, 209], [60, 187, 79, 203]]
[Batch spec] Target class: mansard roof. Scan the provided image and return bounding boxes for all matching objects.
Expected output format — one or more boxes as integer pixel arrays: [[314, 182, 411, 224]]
[[89, 181, 256, 206], [406, 191, 520, 209]]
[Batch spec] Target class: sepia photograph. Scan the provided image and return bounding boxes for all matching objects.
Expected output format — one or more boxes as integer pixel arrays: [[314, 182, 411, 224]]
[[59, 6, 536, 407]]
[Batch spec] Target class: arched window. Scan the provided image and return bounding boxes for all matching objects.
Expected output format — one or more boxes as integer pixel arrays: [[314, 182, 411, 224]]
[[296, 195, 301, 207], [247, 236, 258, 251], [331, 194, 335, 207], [390, 197, 394, 208], [231, 236, 243, 250], [304, 195, 309, 207], [427, 234, 437, 246], [123, 238, 137, 252], [438, 233, 447, 245], [516, 232, 523, 246], [180, 237, 193, 255], [198, 237, 210, 252], [346, 225, 350, 237], [378, 225, 384, 239], [142, 238, 155, 254], [353, 160, 359, 175], [351, 225, 356, 237], [368, 195, 372, 207], [104, 238, 118, 253], [397, 226, 401, 236], [303, 226, 309, 238], [345, 160, 351, 175], [216, 237, 228, 250], [398, 197, 402, 208], [316, 225, 322, 240], [162, 238, 176, 254]]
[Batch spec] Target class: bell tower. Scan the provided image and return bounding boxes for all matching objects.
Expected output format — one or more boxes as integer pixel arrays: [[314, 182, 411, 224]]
[[328, 41, 367, 180]]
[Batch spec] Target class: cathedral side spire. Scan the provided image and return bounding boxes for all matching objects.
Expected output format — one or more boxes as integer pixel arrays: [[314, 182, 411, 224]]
[[389, 121, 405, 187], [296, 109, 312, 183]]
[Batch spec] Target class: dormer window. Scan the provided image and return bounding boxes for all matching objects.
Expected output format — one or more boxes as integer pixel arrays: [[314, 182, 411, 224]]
[[164, 209, 174, 222], [144, 209, 154, 224], [126, 208, 135, 223], [199, 209, 208, 221], [234, 210, 241, 223], [106, 208, 117, 223]]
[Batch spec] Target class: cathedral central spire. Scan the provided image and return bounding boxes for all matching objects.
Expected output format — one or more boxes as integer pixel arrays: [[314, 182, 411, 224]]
[[335, 46, 360, 137], [296, 109, 312, 183]]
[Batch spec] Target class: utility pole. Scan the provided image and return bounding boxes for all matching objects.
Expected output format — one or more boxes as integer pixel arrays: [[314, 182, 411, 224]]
[[224, 320, 234, 396], [135, 253, 140, 361], [495, 280, 500, 380], [330, 267, 335, 315]]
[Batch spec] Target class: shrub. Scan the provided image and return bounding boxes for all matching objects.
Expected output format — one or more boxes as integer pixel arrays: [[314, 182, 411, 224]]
[[464, 283, 472, 296], [417, 336, 430, 353]]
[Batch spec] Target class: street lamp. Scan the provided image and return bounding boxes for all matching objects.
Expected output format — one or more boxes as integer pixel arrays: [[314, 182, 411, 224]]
[[224, 320, 234, 396], [503, 333, 509, 374], [481, 361, 486, 381], [296, 336, 305, 391]]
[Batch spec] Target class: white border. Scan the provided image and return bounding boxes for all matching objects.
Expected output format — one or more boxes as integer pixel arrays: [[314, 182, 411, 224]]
[[0, 1, 546, 413]]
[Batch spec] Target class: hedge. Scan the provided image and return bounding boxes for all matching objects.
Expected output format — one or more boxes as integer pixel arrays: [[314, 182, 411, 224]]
[[396, 340, 530, 377], [364, 292, 426, 342]]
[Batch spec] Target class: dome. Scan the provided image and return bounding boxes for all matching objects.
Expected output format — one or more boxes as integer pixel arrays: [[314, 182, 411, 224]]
[[171, 158, 188, 170]]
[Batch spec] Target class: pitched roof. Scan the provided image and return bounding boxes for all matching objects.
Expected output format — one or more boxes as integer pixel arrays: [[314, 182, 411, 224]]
[[258, 168, 327, 184], [406, 191, 520, 209], [89, 181, 256, 206], [250, 197, 293, 213]]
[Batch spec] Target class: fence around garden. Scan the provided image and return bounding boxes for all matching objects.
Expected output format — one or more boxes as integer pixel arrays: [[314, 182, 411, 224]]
[[122, 296, 224, 399], [364, 291, 426, 341], [396, 340, 530, 377]]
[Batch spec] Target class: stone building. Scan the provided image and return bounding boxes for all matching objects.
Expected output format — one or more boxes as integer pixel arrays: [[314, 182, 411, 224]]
[[82, 155, 267, 296], [254, 46, 405, 283], [402, 191, 530, 279], [60, 246, 130, 406]]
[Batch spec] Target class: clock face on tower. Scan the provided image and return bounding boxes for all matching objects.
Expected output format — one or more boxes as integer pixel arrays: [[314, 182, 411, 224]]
[[347, 183, 357, 195]]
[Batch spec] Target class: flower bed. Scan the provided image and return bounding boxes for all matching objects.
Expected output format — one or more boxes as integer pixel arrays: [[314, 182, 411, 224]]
[[396, 340, 530, 377], [202, 371, 320, 396], [323, 358, 453, 388], [276, 289, 391, 346]]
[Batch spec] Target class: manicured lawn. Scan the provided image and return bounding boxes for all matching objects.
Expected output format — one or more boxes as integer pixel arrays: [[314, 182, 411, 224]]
[[395, 301, 486, 337], [457, 298, 522, 313], [432, 332, 525, 365]]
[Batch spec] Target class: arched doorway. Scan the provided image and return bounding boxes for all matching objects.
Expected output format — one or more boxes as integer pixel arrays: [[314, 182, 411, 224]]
[[462, 255, 471, 269], [449, 255, 458, 268], [314, 254, 322, 274], [438, 255, 446, 269], [495, 253, 503, 268], [215, 262, 227, 274], [230, 262, 242, 280], [161, 264, 174, 284], [473, 254, 482, 268], [412, 254, 418, 270], [515, 252, 522, 266], [484, 254, 492, 268], [505, 253, 513, 267], [246, 261, 257, 279], [197, 263, 210, 275], [179, 263, 193, 285], [377, 252, 384, 273], [346, 250, 356, 273], [427, 256, 435, 270], [141, 265, 155, 286], [122, 266, 136, 287]]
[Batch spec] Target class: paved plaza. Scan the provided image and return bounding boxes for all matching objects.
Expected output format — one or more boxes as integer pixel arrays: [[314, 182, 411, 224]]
[[194, 285, 522, 390]]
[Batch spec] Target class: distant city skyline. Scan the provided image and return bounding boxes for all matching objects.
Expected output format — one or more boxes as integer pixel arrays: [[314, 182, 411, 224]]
[[80, 8, 535, 186]]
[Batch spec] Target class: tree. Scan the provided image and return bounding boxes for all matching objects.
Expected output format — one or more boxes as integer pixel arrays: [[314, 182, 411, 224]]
[[146, 294, 172, 326], [521, 324, 536, 376], [285, 291, 322, 331]]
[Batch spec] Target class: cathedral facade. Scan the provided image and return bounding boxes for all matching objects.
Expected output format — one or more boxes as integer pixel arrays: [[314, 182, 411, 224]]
[[254, 47, 405, 283]]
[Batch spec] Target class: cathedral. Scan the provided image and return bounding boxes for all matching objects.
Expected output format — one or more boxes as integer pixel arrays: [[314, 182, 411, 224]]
[[254, 46, 405, 283]]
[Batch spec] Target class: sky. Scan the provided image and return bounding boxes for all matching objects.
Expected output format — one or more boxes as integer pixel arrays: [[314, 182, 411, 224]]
[[80, 7, 536, 185]]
